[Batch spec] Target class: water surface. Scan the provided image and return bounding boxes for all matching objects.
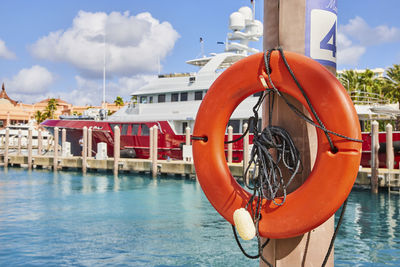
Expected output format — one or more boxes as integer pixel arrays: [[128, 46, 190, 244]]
[[0, 168, 399, 266]]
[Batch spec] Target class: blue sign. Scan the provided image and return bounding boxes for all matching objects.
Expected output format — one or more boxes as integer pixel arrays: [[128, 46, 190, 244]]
[[305, 0, 337, 68]]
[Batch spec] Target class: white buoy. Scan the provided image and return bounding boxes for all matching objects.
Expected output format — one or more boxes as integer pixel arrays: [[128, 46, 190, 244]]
[[233, 208, 256, 240]]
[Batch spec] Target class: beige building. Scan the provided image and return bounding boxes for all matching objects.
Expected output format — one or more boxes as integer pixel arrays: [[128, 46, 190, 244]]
[[0, 83, 125, 128]]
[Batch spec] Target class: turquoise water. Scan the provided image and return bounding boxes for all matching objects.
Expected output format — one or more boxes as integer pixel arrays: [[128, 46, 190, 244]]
[[0, 168, 399, 266]]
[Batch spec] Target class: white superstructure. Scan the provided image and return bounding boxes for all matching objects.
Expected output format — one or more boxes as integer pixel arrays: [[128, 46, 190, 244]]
[[110, 5, 263, 135]]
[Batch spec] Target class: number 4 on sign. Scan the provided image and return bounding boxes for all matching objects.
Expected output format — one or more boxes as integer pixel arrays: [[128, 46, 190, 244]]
[[320, 21, 336, 57]]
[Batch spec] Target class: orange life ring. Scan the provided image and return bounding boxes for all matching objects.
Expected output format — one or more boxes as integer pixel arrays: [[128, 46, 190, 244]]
[[192, 51, 362, 239]]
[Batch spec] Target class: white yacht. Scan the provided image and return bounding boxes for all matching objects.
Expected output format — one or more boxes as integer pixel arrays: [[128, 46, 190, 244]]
[[110, 5, 263, 135]]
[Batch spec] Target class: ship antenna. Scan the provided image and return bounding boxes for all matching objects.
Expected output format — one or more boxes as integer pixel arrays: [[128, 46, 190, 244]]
[[102, 31, 106, 108], [251, 0, 255, 20], [200, 37, 205, 58]]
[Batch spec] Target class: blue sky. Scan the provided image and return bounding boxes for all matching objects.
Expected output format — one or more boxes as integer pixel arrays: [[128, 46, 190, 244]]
[[0, 0, 399, 105]]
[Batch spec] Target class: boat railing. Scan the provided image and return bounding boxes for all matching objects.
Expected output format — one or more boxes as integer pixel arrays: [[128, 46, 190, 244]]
[[349, 90, 392, 105]]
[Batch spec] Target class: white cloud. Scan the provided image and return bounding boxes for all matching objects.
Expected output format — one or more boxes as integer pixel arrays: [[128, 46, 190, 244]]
[[336, 32, 366, 65], [0, 39, 16, 59], [3, 65, 55, 103], [340, 16, 400, 46], [30, 10, 179, 78]]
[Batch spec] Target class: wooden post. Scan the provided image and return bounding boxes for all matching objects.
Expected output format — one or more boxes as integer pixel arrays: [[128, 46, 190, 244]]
[[17, 129, 22, 155], [149, 126, 154, 160], [227, 126, 233, 163], [185, 126, 191, 145], [4, 128, 9, 166], [82, 126, 87, 174], [6, 112, 10, 127], [28, 127, 33, 170], [152, 125, 158, 178], [53, 127, 59, 171], [371, 120, 379, 193], [386, 123, 394, 192], [261, 0, 336, 265], [38, 129, 42, 155], [113, 125, 120, 176], [243, 123, 249, 179], [88, 127, 92, 158], [62, 128, 66, 149]]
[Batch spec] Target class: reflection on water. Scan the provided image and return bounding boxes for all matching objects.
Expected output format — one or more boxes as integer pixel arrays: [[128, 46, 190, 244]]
[[0, 167, 399, 266], [336, 189, 400, 266]]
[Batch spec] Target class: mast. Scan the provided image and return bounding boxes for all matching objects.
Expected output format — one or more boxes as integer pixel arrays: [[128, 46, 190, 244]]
[[102, 32, 106, 109]]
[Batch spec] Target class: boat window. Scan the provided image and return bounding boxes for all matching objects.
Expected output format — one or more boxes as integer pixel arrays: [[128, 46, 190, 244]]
[[131, 124, 139, 135], [141, 124, 150, 136], [109, 124, 121, 133], [182, 122, 188, 134], [253, 91, 263, 97], [121, 124, 129, 135], [171, 93, 179, 102], [149, 96, 153, 103], [227, 120, 240, 133], [195, 91, 203, 100], [181, 92, 187, 101], [158, 94, 166, 103], [140, 96, 147, 103], [242, 119, 262, 133]]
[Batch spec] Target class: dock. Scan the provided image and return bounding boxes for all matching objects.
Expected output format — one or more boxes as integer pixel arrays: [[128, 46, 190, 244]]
[[0, 153, 244, 178]]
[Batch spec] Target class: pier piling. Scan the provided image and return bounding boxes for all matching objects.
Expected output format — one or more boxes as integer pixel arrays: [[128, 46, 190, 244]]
[[371, 120, 379, 193], [227, 126, 233, 163], [113, 126, 120, 176], [152, 125, 158, 178], [386, 124, 394, 191], [54, 127, 59, 171], [149, 127, 154, 160], [28, 127, 32, 170], [185, 126, 190, 145], [88, 127, 92, 158], [38, 129, 42, 155], [17, 129, 22, 155], [82, 126, 87, 174], [242, 123, 249, 182], [4, 128, 9, 166], [61, 128, 66, 149]]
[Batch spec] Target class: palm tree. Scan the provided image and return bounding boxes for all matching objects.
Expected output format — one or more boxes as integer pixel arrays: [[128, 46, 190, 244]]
[[34, 110, 45, 124], [114, 96, 124, 107], [383, 64, 400, 104], [45, 98, 58, 119]]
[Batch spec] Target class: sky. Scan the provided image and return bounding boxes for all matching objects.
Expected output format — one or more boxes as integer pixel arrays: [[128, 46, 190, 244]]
[[0, 0, 399, 106]]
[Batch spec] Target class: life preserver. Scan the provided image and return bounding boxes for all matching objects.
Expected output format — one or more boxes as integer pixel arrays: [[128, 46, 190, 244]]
[[192, 51, 362, 239]]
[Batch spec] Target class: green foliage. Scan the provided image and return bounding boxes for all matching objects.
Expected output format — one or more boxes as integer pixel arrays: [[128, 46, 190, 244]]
[[44, 98, 58, 119], [114, 96, 124, 106], [34, 110, 46, 124]]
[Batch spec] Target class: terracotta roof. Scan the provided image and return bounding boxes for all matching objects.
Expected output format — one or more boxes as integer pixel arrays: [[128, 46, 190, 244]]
[[0, 83, 18, 106]]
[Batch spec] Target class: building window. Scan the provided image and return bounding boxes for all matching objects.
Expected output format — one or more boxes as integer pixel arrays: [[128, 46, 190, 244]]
[[158, 94, 166, 103], [121, 124, 129, 135], [171, 93, 179, 102], [131, 124, 139, 135], [182, 122, 188, 134], [195, 91, 203, 100], [140, 96, 147, 103], [109, 124, 121, 133], [149, 96, 153, 103], [141, 124, 150, 136], [227, 120, 240, 133], [180, 92, 188, 101]]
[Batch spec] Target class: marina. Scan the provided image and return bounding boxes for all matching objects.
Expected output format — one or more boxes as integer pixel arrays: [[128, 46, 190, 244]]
[[1, 0, 400, 265]]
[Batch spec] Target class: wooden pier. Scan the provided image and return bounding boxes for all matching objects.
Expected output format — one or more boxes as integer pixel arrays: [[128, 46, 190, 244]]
[[0, 153, 244, 178]]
